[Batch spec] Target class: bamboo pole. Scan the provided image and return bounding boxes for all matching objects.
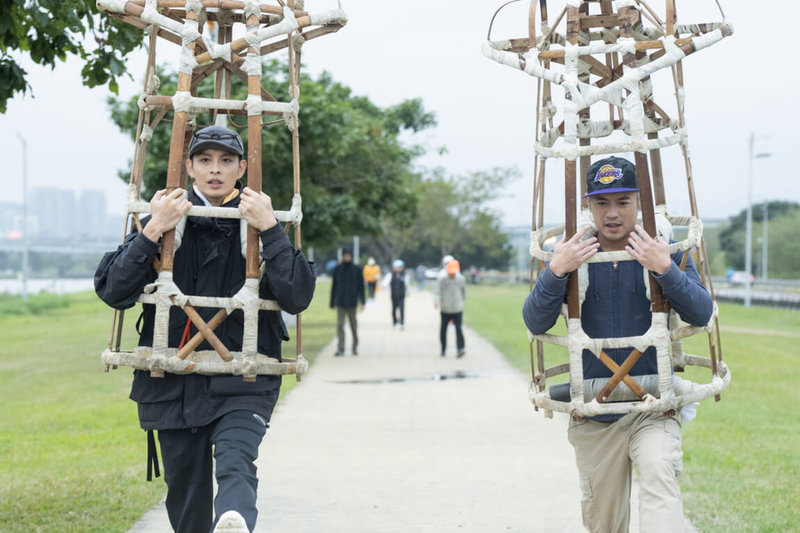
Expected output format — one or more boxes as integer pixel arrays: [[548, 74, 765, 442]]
[[182, 304, 233, 361], [597, 350, 648, 400], [176, 309, 229, 360], [240, 8, 264, 383], [148, 7, 199, 378], [564, 4, 580, 321], [287, 0, 304, 364], [194, 12, 341, 66], [619, 4, 665, 314]]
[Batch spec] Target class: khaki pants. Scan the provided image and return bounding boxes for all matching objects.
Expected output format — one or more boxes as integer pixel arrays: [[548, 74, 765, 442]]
[[568, 412, 684, 533]]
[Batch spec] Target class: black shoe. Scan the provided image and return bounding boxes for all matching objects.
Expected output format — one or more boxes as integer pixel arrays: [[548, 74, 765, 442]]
[[457, 349, 466, 358], [352, 348, 358, 356], [334, 350, 344, 356], [441, 351, 446, 357]]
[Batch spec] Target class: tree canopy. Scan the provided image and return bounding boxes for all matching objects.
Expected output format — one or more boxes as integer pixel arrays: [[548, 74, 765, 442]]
[[718, 201, 800, 278], [109, 61, 437, 248], [362, 168, 517, 270], [0, 0, 142, 113]]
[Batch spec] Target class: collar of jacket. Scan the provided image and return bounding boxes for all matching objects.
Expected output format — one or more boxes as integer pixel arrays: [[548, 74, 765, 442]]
[[187, 183, 242, 234]]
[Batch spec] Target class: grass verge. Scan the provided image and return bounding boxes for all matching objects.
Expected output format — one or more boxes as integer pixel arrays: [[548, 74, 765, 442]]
[[0, 281, 333, 532], [465, 282, 800, 533]]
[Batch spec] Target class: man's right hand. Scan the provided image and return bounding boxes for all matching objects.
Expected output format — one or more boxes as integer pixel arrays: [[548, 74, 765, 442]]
[[142, 188, 192, 243], [547, 225, 599, 278]]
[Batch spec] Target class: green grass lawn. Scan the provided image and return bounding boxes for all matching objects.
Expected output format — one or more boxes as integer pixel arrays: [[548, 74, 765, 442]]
[[0, 282, 333, 533], [2, 281, 797, 531], [465, 282, 800, 532]]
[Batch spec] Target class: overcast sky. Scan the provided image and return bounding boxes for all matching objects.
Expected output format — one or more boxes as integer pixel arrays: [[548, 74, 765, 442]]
[[1, 0, 796, 229]]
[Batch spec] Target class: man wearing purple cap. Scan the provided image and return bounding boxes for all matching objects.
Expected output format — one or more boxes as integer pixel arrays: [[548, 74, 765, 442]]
[[96, 125, 316, 533], [522, 156, 713, 532]]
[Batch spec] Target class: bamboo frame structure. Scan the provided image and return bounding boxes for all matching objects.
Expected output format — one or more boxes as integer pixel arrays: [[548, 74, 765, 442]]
[[484, 0, 731, 418], [98, 0, 347, 380]]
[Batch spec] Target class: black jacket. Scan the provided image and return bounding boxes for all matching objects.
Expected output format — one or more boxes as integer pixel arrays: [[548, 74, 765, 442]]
[[95, 187, 316, 430], [329, 261, 365, 308], [389, 272, 406, 300]]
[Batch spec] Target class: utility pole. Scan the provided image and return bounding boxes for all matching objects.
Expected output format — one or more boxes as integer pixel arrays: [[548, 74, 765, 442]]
[[16, 133, 29, 302], [744, 132, 771, 307], [762, 200, 768, 280]]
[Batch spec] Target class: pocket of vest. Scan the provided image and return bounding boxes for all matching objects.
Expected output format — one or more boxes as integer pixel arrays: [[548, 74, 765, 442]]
[[130, 370, 184, 403], [208, 374, 279, 396]]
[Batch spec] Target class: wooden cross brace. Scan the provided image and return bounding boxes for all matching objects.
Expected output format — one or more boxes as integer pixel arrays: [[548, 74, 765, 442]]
[[596, 349, 648, 403]]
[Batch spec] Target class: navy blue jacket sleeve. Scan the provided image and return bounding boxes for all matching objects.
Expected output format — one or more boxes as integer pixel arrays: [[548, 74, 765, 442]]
[[522, 265, 568, 334], [654, 252, 713, 327], [259, 224, 316, 315], [94, 231, 159, 310]]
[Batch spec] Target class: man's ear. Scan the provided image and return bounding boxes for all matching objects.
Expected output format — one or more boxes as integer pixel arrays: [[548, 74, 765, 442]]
[[185, 158, 193, 177], [238, 158, 247, 179]]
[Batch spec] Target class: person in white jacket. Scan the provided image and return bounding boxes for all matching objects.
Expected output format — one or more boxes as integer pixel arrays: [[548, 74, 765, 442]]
[[433, 259, 466, 357]]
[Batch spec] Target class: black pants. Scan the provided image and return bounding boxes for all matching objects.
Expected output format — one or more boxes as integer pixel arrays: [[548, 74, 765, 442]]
[[367, 281, 377, 299], [440, 311, 464, 352], [336, 306, 358, 352], [158, 410, 268, 533], [391, 296, 405, 325]]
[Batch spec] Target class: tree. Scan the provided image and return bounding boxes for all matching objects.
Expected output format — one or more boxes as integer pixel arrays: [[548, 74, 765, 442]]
[[365, 168, 516, 270], [718, 201, 800, 274], [717, 201, 800, 278], [108, 61, 436, 248], [0, 1, 142, 113], [765, 209, 800, 279]]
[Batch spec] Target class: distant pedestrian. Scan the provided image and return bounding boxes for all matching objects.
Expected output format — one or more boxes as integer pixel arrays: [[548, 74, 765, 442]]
[[330, 248, 365, 356], [362, 257, 382, 303], [437, 254, 454, 281], [433, 259, 466, 357], [415, 264, 426, 291], [383, 259, 408, 329]]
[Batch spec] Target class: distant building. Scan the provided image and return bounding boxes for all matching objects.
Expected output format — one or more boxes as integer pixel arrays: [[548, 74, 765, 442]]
[[0, 202, 21, 237], [33, 187, 76, 242], [503, 224, 534, 281], [78, 190, 108, 240]]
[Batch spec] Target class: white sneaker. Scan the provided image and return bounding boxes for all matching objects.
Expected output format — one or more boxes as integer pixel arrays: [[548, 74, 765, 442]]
[[214, 510, 249, 533]]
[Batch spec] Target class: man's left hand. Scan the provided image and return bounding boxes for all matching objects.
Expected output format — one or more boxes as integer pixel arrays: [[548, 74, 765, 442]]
[[626, 224, 671, 275], [239, 187, 278, 232]]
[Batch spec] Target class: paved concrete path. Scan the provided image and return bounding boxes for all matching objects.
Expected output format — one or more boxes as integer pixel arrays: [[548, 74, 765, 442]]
[[129, 288, 695, 532]]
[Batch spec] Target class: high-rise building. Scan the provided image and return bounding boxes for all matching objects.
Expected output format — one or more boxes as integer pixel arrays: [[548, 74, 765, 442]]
[[32, 187, 76, 243], [78, 190, 108, 239]]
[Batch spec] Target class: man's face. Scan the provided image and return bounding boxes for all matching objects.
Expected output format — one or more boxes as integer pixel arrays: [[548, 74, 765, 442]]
[[186, 148, 246, 206], [342, 253, 353, 263], [589, 192, 638, 251]]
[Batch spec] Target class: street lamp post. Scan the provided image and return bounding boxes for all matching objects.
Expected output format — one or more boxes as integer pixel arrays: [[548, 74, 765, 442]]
[[762, 200, 769, 280], [744, 132, 771, 307], [16, 133, 29, 303]]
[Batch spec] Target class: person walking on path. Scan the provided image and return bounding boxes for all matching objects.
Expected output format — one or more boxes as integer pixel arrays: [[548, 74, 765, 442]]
[[362, 256, 381, 303], [95, 125, 316, 533], [383, 259, 408, 329], [522, 156, 713, 533], [330, 247, 365, 356], [415, 263, 426, 291], [433, 258, 467, 357]]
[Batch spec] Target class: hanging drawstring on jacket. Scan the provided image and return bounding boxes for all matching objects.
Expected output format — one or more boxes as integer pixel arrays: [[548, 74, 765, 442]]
[[146, 429, 161, 481]]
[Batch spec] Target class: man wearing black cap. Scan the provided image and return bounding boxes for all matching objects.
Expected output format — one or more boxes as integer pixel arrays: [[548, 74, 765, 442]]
[[95, 125, 316, 533], [522, 156, 713, 533], [329, 247, 365, 355]]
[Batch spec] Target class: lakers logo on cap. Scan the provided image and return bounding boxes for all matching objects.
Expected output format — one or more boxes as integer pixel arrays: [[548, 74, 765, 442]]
[[594, 165, 623, 185]]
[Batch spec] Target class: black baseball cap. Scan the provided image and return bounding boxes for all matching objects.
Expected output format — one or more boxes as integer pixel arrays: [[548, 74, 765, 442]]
[[188, 125, 244, 158], [585, 156, 638, 197]]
